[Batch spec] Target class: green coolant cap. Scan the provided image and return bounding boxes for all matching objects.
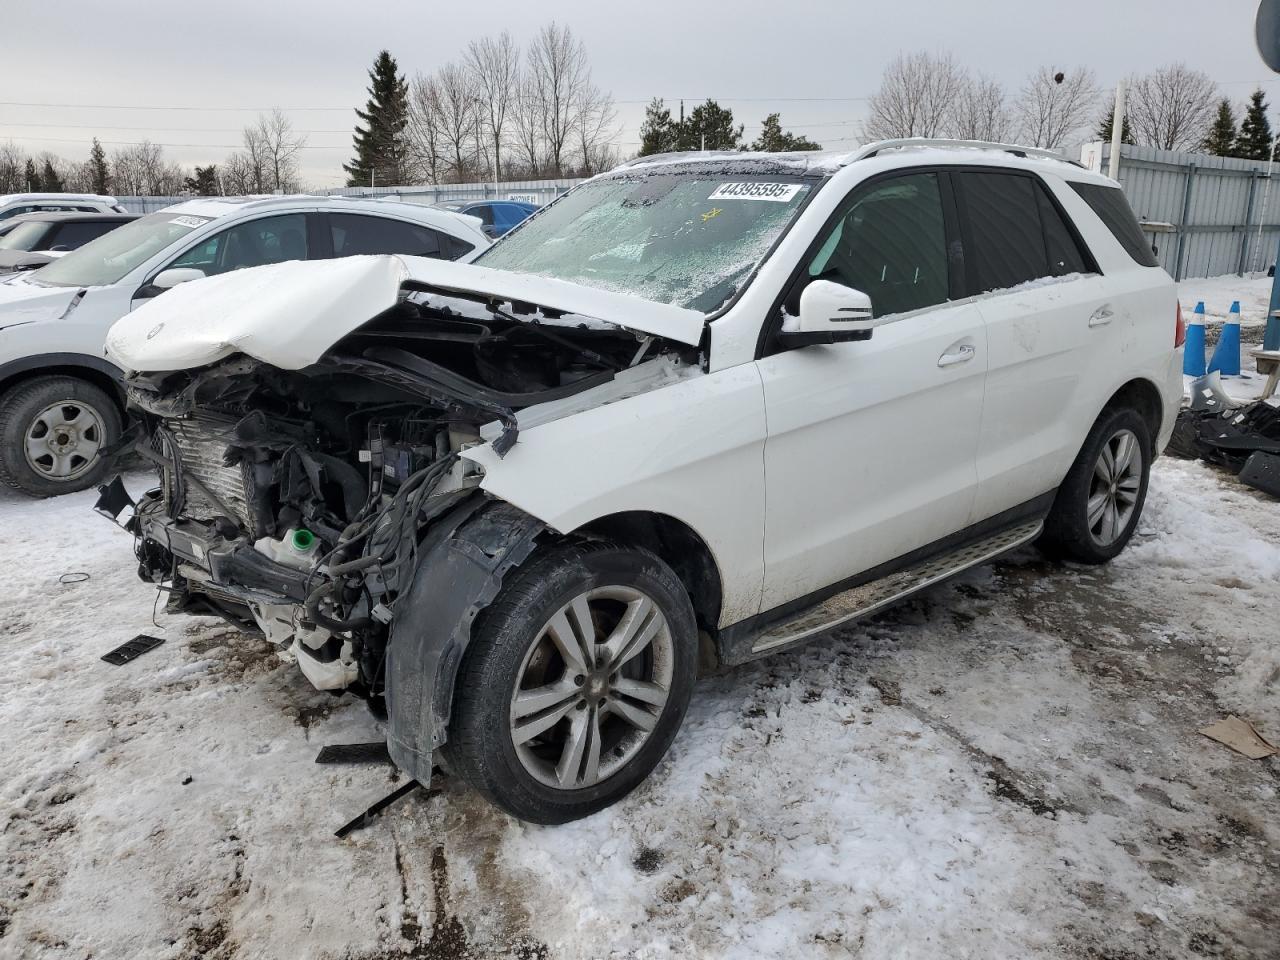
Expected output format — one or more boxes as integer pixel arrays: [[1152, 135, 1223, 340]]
[[291, 529, 315, 551]]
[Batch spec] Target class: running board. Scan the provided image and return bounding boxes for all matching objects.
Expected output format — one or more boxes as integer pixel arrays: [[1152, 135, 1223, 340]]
[[751, 520, 1043, 654]]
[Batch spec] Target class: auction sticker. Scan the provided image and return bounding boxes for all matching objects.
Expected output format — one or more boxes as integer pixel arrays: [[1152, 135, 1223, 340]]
[[169, 215, 212, 228], [709, 182, 802, 202]]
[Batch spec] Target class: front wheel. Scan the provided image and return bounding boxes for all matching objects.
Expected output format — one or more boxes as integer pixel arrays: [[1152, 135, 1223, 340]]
[[444, 541, 698, 824], [1039, 407, 1152, 564], [0, 376, 122, 497]]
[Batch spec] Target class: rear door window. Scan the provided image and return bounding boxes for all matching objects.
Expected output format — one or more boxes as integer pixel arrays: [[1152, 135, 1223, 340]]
[[329, 214, 445, 258], [956, 171, 1095, 294], [1069, 182, 1159, 267], [47, 221, 118, 250]]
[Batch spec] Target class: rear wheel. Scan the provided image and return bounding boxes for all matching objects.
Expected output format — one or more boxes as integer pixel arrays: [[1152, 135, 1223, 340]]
[[444, 541, 697, 824], [1039, 407, 1151, 564], [0, 376, 122, 497]]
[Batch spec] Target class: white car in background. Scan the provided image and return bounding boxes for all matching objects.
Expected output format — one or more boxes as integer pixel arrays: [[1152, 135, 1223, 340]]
[[105, 140, 1182, 824], [0, 192, 127, 221], [0, 195, 489, 496]]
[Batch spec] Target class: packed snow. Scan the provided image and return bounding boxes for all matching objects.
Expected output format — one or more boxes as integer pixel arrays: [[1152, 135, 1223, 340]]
[[2, 277, 1279, 960]]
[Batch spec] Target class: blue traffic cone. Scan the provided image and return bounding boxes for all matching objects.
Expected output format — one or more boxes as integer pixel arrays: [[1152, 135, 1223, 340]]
[[1208, 300, 1242, 376], [1184, 301, 1207, 376]]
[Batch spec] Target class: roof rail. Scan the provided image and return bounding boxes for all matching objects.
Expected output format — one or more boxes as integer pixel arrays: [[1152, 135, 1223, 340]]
[[850, 138, 1084, 168]]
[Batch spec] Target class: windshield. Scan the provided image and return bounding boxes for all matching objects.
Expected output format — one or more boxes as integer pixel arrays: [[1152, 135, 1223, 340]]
[[33, 211, 212, 288], [0, 221, 50, 252], [475, 173, 813, 313]]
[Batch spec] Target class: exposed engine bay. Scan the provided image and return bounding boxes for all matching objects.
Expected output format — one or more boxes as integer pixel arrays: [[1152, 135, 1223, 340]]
[[111, 289, 700, 708]]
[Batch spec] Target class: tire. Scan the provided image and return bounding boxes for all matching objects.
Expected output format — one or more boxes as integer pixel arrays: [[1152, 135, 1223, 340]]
[[1038, 407, 1152, 565], [0, 376, 122, 497], [443, 540, 698, 824]]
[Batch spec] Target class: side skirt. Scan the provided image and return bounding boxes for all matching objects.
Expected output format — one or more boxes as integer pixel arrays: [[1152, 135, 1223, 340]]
[[717, 492, 1054, 665]]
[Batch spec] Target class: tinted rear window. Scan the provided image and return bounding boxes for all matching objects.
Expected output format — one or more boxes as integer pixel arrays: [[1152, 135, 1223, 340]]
[[1069, 182, 1158, 267], [958, 172, 1047, 292]]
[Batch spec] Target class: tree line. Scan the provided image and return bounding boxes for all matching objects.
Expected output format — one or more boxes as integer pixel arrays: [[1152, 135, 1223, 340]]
[[345, 23, 620, 186], [0, 108, 307, 198], [865, 51, 1276, 160]]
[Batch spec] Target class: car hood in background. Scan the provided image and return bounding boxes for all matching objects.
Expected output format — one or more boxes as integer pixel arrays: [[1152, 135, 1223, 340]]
[[0, 250, 55, 272], [106, 254, 707, 373]]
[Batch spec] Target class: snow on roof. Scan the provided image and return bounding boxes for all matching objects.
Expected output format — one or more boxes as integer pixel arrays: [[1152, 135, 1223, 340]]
[[0, 192, 119, 205]]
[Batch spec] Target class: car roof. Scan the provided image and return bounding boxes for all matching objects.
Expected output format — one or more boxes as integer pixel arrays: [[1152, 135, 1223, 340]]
[[158, 194, 490, 243], [2, 211, 137, 225], [0, 192, 120, 206], [609, 139, 1116, 187]]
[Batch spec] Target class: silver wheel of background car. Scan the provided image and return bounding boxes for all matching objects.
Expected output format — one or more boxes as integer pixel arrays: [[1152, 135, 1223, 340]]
[[509, 585, 675, 791], [1088, 427, 1142, 547], [22, 399, 106, 482]]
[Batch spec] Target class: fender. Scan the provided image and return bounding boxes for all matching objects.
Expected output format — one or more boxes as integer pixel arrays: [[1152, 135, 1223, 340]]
[[385, 498, 546, 784], [0, 351, 124, 388]]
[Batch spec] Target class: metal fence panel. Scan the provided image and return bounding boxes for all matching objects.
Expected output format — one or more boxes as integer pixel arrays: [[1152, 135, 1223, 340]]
[[1080, 142, 1280, 279]]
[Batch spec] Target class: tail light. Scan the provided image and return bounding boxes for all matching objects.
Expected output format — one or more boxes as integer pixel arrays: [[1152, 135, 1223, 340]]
[[1174, 302, 1186, 348]]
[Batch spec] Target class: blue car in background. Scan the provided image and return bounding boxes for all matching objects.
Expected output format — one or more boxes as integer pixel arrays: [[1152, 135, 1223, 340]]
[[432, 199, 538, 238]]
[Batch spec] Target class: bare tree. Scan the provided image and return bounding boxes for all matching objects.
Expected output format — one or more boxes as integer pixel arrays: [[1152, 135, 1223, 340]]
[[1014, 66, 1098, 148], [244, 108, 306, 192], [433, 61, 480, 182], [863, 51, 966, 140], [572, 82, 619, 175], [0, 142, 29, 193], [949, 73, 1011, 141], [510, 73, 547, 176], [111, 142, 184, 195], [466, 32, 520, 182], [1126, 64, 1219, 151], [527, 22, 592, 176], [221, 151, 258, 195], [406, 73, 446, 184]]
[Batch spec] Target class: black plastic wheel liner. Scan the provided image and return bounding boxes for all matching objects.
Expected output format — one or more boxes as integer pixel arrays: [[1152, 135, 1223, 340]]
[[384, 499, 546, 785]]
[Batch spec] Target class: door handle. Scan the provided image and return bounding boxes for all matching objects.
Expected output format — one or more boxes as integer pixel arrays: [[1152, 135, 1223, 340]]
[[1089, 304, 1115, 327], [938, 343, 976, 367]]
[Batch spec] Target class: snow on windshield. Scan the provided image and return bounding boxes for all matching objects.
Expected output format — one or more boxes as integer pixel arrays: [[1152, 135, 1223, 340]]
[[476, 174, 813, 314]]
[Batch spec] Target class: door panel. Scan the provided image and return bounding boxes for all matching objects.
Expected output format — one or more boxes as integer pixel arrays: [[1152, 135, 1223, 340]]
[[758, 303, 987, 610]]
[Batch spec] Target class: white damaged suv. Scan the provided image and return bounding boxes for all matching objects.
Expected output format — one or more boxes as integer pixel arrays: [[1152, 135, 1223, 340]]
[[102, 140, 1182, 823]]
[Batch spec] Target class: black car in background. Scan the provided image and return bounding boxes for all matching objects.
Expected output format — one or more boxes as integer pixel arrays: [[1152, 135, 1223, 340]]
[[0, 211, 138, 275]]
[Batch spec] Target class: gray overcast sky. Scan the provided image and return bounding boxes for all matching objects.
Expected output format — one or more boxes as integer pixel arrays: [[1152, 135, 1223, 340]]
[[1, 0, 1274, 187]]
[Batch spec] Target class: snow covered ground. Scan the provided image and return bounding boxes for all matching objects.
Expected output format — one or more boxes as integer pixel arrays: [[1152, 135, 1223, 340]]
[[2, 457, 1278, 960], [1178, 273, 1277, 403]]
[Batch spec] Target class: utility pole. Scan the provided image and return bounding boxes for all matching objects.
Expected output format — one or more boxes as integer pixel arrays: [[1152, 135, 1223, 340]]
[[1107, 79, 1125, 181]]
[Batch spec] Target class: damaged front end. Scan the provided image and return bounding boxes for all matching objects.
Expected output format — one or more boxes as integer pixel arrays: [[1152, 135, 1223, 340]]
[[105, 282, 700, 743]]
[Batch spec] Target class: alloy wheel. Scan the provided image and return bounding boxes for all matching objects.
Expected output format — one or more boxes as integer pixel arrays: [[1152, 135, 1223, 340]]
[[509, 586, 674, 790], [1088, 427, 1142, 547]]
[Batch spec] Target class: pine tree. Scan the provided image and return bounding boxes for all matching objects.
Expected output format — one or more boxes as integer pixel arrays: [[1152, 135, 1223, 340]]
[[185, 165, 219, 196], [750, 113, 821, 152], [638, 98, 679, 156], [89, 139, 110, 194], [344, 50, 409, 187], [40, 159, 63, 192], [1235, 89, 1273, 160], [24, 159, 38, 192], [1202, 99, 1238, 156], [675, 100, 743, 151], [1096, 100, 1134, 145]]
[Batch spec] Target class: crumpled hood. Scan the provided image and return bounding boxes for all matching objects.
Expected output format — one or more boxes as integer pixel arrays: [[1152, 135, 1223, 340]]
[[106, 254, 707, 373], [0, 276, 82, 329]]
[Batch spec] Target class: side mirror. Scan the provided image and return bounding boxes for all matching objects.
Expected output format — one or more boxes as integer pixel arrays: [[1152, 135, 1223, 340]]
[[153, 267, 206, 290], [137, 267, 206, 299], [778, 280, 876, 348]]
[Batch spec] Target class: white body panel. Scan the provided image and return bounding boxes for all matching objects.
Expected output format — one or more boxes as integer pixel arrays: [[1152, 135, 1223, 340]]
[[464, 363, 768, 627], [757, 302, 987, 609]]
